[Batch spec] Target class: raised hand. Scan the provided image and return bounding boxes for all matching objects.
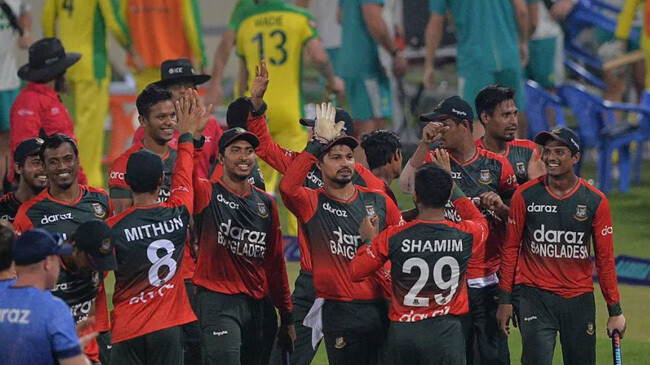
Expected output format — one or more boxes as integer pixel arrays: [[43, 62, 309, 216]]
[[421, 122, 447, 145], [314, 102, 345, 142], [251, 59, 270, 110], [527, 149, 546, 180], [431, 148, 451, 173], [359, 215, 380, 242], [175, 89, 210, 137], [478, 191, 509, 219]]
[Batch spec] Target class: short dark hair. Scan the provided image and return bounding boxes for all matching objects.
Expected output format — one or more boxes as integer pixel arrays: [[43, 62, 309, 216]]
[[415, 164, 452, 208], [40, 133, 78, 162], [136, 85, 173, 119], [0, 224, 15, 271], [360, 130, 402, 170], [475, 85, 516, 125]]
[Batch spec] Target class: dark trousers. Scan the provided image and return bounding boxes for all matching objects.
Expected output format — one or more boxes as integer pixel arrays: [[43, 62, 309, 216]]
[[460, 284, 510, 365], [183, 280, 202, 365], [515, 284, 596, 365], [388, 316, 465, 365], [322, 299, 389, 365], [196, 288, 265, 365], [96, 331, 112, 365], [269, 270, 320, 365], [110, 326, 184, 365], [260, 296, 279, 365]]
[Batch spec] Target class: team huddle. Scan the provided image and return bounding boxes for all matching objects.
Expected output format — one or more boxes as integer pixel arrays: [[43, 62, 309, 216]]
[[0, 50, 628, 365]]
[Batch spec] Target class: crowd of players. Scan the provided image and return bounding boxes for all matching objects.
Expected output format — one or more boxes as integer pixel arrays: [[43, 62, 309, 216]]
[[0, 0, 632, 365]]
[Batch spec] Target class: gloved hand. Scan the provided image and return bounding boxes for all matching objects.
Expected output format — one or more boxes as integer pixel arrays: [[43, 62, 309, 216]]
[[314, 102, 346, 142]]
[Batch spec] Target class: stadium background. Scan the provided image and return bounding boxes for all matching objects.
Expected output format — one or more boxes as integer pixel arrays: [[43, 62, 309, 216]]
[[12, 0, 650, 363]]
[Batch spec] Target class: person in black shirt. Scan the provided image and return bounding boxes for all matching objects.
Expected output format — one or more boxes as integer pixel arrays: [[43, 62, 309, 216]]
[[0, 138, 47, 222]]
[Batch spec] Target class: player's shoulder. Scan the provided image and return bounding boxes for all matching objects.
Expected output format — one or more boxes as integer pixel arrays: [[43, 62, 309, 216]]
[[84, 185, 110, 198], [17, 189, 49, 215], [509, 138, 538, 151], [0, 192, 14, 204], [111, 142, 143, 171], [477, 147, 508, 164], [251, 184, 275, 205], [578, 178, 607, 203], [516, 175, 545, 195], [256, 0, 315, 19], [357, 185, 392, 204]]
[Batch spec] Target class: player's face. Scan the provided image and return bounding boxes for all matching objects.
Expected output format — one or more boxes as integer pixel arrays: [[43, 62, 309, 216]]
[[319, 145, 355, 185], [17, 155, 47, 193], [485, 99, 518, 142], [142, 100, 177, 145], [44, 255, 60, 290], [43, 143, 80, 190], [438, 118, 466, 150], [167, 82, 196, 102], [221, 140, 256, 181], [541, 140, 579, 177]]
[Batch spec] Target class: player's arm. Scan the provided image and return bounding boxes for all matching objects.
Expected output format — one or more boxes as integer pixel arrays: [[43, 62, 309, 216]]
[[42, 0, 57, 38], [49, 300, 89, 365], [16, 2, 32, 48], [304, 37, 344, 95], [108, 157, 133, 215], [361, 1, 407, 77], [423, 1, 446, 89], [350, 229, 390, 282], [181, 0, 208, 69], [615, 0, 641, 40], [453, 187, 489, 236], [527, 147, 545, 181], [496, 188, 526, 335], [98, 0, 143, 66], [591, 196, 626, 337], [166, 135, 196, 212], [384, 195, 404, 226], [278, 142, 321, 222], [498, 158, 519, 203], [527, 0, 539, 35], [264, 200, 293, 319], [398, 122, 446, 194], [12, 209, 34, 233]]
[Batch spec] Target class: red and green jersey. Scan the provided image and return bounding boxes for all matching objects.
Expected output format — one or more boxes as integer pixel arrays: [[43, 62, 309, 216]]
[[350, 197, 488, 322], [499, 177, 620, 306], [0, 192, 21, 223], [13, 186, 113, 330], [109, 140, 177, 202], [279, 146, 403, 302], [424, 148, 518, 280], [248, 113, 392, 272], [192, 178, 293, 318], [475, 138, 538, 184], [107, 136, 196, 343]]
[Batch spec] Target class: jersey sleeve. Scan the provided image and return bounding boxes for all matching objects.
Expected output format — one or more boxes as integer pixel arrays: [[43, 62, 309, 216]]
[[12, 208, 34, 233], [108, 156, 132, 199], [349, 229, 390, 282], [354, 163, 385, 191], [193, 163, 214, 215], [247, 113, 297, 174], [227, 0, 250, 31], [41, 0, 57, 38], [98, 0, 132, 48], [299, 10, 318, 44], [592, 196, 621, 313], [264, 200, 293, 321], [428, 0, 448, 15], [48, 298, 83, 360], [181, 0, 208, 67], [615, 0, 641, 39], [454, 196, 488, 249], [166, 135, 195, 213], [384, 195, 404, 227], [278, 148, 320, 223], [498, 158, 518, 200], [498, 188, 526, 299]]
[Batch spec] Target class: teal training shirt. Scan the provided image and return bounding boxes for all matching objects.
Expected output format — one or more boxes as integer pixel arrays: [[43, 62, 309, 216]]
[[337, 0, 384, 78], [429, 0, 521, 72]]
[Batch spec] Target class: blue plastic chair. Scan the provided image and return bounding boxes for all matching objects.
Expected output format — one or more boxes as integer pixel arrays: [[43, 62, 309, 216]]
[[557, 83, 650, 193], [525, 79, 567, 140]]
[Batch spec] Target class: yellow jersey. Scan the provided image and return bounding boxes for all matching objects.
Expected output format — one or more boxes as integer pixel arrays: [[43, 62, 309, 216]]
[[236, 0, 318, 122], [42, 0, 131, 82]]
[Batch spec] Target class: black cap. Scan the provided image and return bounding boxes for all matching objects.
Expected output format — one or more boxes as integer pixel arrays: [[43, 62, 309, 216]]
[[13, 229, 73, 266], [226, 97, 250, 129], [71, 220, 117, 271], [153, 58, 211, 88], [300, 107, 355, 136], [322, 135, 359, 155], [14, 138, 44, 164], [218, 127, 260, 153], [125, 149, 164, 190], [534, 126, 581, 154], [18, 38, 81, 82], [419, 95, 474, 122]]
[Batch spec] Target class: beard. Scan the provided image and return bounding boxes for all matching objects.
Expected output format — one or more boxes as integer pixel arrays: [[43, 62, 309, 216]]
[[28, 184, 47, 195], [331, 176, 352, 186], [496, 133, 516, 142]]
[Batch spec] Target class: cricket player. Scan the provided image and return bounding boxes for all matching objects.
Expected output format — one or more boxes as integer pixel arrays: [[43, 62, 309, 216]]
[[399, 95, 519, 364], [350, 161, 488, 365], [359, 129, 403, 204], [497, 126, 626, 365]]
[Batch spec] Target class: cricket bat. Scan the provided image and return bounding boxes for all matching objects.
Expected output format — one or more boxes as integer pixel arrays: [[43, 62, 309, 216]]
[[612, 330, 622, 365], [602, 50, 645, 71]]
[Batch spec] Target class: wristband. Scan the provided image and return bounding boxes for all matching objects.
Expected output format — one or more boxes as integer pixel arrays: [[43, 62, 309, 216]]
[[497, 288, 513, 305], [362, 238, 373, 246], [193, 136, 205, 149], [450, 185, 466, 201], [280, 312, 294, 326], [178, 133, 194, 144], [249, 99, 267, 117], [607, 302, 623, 317], [305, 138, 326, 157]]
